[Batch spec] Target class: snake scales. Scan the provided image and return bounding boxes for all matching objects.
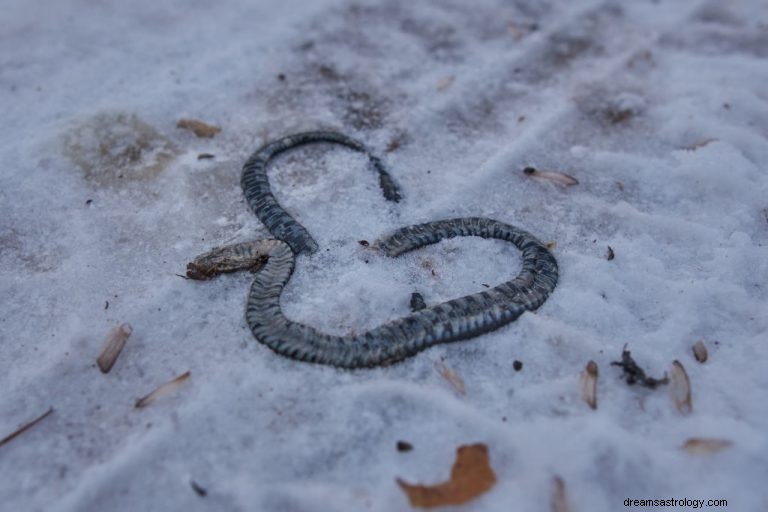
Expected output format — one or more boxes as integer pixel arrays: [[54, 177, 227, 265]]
[[187, 131, 558, 368]]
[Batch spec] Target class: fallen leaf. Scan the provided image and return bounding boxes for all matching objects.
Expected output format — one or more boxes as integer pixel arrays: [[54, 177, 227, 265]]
[[436, 76, 455, 91], [135, 371, 191, 408], [523, 167, 579, 186], [684, 138, 717, 151], [435, 360, 466, 395], [580, 360, 598, 410], [396, 444, 496, 508], [551, 475, 571, 512], [669, 360, 692, 415], [177, 119, 221, 138], [692, 340, 708, 363], [681, 438, 733, 455], [97, 322, 132, 374]]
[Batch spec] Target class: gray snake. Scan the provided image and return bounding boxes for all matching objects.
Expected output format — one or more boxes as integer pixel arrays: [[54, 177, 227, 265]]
[[188, 131, 558, 368]]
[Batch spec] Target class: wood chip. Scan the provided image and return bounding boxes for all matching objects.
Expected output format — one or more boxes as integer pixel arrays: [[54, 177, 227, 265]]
[[606, 246, 615, 260], [580, 360, 598, 410], [177, 119, 221, 138], [692, 340, 708, 363], [436, 76, 455, 91], [435, 360, 466, 395], [97, 323, 132, 374], [135, 371, 191, 408], [0, 407, 54, 448], [684, 138, 717, 151], [681, 438, 733, 455], [551, 475, 571, 512], [669, 360, 692, 415], [396, 444, 496, 508], [523, 167, 579, 186]]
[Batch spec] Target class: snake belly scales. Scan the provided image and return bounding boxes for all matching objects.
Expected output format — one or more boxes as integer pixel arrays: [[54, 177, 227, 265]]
[[187, 131, 558, 369]]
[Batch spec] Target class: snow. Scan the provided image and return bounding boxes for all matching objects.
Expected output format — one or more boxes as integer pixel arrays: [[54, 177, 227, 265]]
[[1, 0, 767, 510]]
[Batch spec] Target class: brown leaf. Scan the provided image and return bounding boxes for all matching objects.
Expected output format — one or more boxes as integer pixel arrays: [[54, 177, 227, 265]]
[[435, 360, 466, 395], [684, 138, 717, 151], [681, 438, 733, 455], [97, 322, 132, 373], [177, 119, 221, 138], [669, 360, 692, 415], [135, 371, 191, 408], [692, 340, 708, 363], [396, 444, 496, 508], [580, 360, 598, 410], [551, 475, 572, 512], [523, 167, 579, 186], [436, 76, 455, 91]]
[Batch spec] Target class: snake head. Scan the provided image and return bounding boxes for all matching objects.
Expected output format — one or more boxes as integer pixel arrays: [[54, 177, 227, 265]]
[[186, 241, 271, 280]]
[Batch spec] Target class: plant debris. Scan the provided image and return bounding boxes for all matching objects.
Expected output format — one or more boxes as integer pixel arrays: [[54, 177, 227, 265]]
[[681, 438, 732, 455], [135, 371, 191, 408], [545, 240, 557, 250], [397, 441, 414, 452], [522, 166, 579, 186], [177, 119, 221, 138], [435, 360, 465, 395], [513, 360, 523, 371], [396, 444, 496, 508], [551, 475, 571, 512], [580, 360, 599, 410], [358, 239, 370, 247], [611, 346, 669, 389], [97, 322, 132, 374], [684, 138, 717, 151], [190, 479, 208, 497], [0, 407, 54, 448], [606, 246, 615, 260], [436, 76, 455, 91], [410, 292, 426, 312], [692, 340, 708, 363], [197, 153, 215, 160], [669, 360, 692, 415]]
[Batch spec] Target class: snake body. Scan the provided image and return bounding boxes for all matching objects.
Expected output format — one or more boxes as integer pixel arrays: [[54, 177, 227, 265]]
[[189, 131, 559, 368]]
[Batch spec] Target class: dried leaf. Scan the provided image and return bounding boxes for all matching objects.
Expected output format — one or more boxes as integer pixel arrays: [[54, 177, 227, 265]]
[[551, 475, 571, 512], [580, 360, 598, 410], [0, 407, 54, 448], [692, 340, 708, 363], [177, 119, 221, 138], [135, 371, 191, 408], [681, 438, 733, 455], [669, 360, 692, 415], [523, 167, 579, 186], [435, 360, 465, 395], [97, 323, 132, 373], [436, 76, 455, 91], [684, 138, 717, 151], [396, 444, 496, 508]]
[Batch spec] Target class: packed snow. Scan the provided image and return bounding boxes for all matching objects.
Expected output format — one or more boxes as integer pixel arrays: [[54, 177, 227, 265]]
[[1, 0, 767, 510]]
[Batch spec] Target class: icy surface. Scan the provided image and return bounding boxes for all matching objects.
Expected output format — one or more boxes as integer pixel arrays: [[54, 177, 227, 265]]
[[1, 0, 767, 510]]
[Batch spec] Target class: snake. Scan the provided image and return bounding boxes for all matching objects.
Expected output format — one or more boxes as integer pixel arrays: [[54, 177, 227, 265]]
[[187, 131, 558, 368]]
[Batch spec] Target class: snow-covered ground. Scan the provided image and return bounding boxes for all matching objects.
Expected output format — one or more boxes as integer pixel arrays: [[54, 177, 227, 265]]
[[1, 0, 767, 510]]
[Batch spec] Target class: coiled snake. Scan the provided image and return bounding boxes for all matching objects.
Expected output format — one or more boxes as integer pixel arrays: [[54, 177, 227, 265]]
[[187, 132, 558, 368]]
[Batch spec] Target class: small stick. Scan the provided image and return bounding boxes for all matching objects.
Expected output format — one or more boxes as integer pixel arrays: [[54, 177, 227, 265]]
[[0, 407, 54, 448], [135, 371, 191, 408]]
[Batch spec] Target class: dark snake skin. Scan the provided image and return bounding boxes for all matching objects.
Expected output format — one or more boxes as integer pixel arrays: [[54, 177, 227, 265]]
[[188, 132, 559, 368]]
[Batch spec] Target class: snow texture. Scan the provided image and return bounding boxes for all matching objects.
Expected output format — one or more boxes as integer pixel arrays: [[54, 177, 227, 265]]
[[1, 0, 767, 510]]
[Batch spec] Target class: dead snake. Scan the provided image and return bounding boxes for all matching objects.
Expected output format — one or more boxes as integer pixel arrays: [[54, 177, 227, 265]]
[[187, 131, 558, 368]]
